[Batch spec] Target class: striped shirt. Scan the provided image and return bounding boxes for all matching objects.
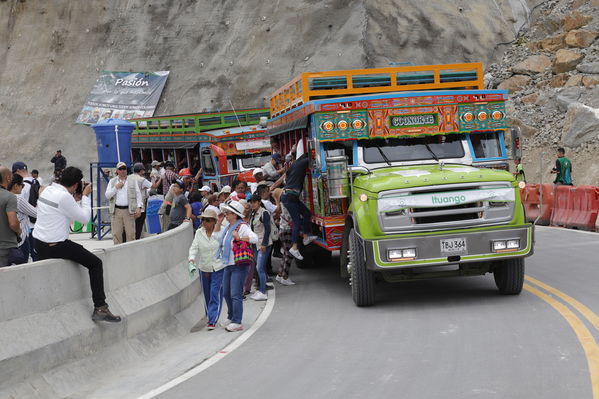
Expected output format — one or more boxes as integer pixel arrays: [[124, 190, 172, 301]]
[[16, 196, 36, 246]]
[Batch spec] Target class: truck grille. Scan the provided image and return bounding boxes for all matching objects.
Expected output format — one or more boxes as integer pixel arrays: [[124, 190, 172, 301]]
[[378, 182, 514, 233]]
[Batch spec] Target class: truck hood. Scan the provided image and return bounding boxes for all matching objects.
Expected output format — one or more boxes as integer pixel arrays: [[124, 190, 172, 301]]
[[353, 164, 514, 193]]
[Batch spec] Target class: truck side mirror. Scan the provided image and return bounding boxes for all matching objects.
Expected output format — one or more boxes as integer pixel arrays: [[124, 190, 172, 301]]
[[510, 127, 522, 160]]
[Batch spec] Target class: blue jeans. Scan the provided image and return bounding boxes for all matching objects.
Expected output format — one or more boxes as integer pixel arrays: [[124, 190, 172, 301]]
[[253, 245, 272, 293], [281, 193, 311, 244], [223, 264, 249, 324], [200, 269, 224, 325]]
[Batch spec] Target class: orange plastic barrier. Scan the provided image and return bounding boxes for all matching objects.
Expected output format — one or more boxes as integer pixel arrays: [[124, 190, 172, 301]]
[[567, 185, 599, 230], [550, 185, 574, 228], [521, 183, 554, 225]]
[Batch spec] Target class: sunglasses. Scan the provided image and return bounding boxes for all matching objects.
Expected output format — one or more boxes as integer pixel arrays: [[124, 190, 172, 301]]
[[118, 167, 127, 170], [202, 218, 216, 222]]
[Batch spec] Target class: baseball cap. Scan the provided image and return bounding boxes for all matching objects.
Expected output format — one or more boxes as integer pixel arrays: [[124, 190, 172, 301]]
[[199, 185, 211, 192], [272, 153, 282, 162], [174, 179, 186, 189], [116, 161, 127, 169], [252, 168, 264, 176], [11, 162, 27, 173], [220, 185, 232, 193], [133, 162, 145, 173], [151, 160, 161, 167]]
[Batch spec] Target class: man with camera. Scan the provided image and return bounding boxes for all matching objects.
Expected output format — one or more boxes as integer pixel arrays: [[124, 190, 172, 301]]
[[105, 162, 143, 244], [33, 166, 121, 322]]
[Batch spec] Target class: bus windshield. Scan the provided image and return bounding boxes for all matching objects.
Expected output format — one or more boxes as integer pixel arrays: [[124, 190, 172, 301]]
[[360, 134, 465, 164]]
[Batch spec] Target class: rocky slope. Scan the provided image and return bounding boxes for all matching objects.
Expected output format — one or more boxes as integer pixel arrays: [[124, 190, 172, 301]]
[[488, 0, 599, 184], [2, 0, 588, 184]]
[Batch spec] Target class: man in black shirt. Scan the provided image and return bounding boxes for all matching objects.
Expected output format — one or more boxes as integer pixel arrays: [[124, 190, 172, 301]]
[[51, 150, 67, 172], [280, 153, 316, 260]]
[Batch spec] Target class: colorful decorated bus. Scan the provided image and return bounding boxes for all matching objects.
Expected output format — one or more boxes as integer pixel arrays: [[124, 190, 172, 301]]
[[267, 62, 532, 306], [129, 108, 271, 187]]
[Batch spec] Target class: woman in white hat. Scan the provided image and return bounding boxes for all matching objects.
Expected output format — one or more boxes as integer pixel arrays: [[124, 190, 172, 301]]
[[188, 208, 224, 330], [216, 201, 258, 332]]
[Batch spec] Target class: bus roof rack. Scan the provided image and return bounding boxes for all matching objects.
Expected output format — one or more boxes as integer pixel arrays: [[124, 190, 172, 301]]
[[269, 63, 484, 117]]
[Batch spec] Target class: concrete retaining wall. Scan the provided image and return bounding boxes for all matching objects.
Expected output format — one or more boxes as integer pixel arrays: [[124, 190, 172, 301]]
[[0, 223, 200, 390]]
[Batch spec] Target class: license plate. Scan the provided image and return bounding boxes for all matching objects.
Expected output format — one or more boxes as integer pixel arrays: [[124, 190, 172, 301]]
[[440, 238, 467, 254]]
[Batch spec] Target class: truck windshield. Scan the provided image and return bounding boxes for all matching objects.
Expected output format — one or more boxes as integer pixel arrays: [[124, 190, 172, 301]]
[[360, 134, 465, 163], [240, 153, 271, 169]]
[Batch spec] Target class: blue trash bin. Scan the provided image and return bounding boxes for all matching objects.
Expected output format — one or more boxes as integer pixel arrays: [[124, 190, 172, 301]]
[[146, 198, 163, 234], [91, 118, 135, 164]]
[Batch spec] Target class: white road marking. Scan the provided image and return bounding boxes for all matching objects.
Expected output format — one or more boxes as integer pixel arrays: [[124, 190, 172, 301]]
[[137, 289, 276, 399]]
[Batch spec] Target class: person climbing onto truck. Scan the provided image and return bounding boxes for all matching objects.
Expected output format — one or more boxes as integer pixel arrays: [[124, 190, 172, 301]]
[[280, 151, 316, 260], [551, 147, 572, 185]]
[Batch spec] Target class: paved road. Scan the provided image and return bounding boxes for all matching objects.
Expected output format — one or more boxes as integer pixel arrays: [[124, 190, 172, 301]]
[[159, 227, 598, 399]]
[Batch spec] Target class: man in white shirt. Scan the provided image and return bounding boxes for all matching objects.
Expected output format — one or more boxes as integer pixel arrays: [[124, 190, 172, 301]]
[[262, 153, 285, 182], [105, 162, 143, 245], [33, 167, 121, 322]]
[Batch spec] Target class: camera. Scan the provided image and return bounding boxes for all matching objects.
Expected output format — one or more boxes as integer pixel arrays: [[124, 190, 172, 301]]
[[75, 181, 89, 196]]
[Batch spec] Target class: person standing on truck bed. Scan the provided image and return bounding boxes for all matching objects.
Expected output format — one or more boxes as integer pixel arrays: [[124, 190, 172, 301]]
[[280, 152, 316, 260], [513, 158, 525, 183], [551, 147, 573, 185]]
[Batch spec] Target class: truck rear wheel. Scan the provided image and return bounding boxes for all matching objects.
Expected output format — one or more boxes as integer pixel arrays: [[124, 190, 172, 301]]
[[493, 258, 525, 295], [349, 228, 375, 306]]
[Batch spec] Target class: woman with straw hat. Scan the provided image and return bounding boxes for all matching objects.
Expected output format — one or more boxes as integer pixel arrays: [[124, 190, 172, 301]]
[[188, 208, 224, 330]]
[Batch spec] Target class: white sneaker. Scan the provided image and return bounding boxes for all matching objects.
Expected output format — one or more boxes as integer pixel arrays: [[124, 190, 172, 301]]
[[225, 323, 243, 332], [251, 291, 268, 301], [280, 277, 296, 286], [289, 247, 304, 260], [275, 275, 282, 283], [302, 235, 318, 246], [221, 319, 232, 327]]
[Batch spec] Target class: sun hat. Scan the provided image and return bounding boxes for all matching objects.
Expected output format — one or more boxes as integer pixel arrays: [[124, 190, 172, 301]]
[[222, 201, 245, 218], [252, 168, 264, 176], [199, 208, 218, 220], [199, 185, 211, 192]]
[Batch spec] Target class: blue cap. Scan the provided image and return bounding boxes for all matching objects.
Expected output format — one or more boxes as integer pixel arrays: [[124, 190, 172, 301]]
[[272, 153, 282, 162], [11, 162, 27, 173]]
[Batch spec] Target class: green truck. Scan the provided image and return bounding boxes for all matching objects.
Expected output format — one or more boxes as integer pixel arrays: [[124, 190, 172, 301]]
[[267, 62, 533, 306]]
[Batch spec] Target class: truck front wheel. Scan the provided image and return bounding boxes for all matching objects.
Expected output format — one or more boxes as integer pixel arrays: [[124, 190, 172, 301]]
[[349, 228, 375, 306], [493, 258, 525, 295]]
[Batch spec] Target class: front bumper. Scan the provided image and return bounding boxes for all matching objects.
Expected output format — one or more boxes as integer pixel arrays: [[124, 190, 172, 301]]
[[363, 224, 534, 270]]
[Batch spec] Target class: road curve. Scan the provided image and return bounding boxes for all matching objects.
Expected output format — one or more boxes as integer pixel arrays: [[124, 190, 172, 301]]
[[159, 227, 599, 399]]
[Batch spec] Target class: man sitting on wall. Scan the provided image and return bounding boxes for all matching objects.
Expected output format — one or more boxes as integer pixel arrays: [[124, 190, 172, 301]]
[[34, 167, 121, 322]]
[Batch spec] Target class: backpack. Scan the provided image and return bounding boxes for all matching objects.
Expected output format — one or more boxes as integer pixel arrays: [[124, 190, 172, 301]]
[[24, 179, 41, 223]]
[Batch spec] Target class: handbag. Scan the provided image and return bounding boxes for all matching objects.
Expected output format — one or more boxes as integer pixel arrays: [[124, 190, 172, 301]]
[[232, 225, 254, 266]]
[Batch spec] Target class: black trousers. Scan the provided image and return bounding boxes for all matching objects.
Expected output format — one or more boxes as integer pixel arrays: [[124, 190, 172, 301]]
[[35, 239, 107, 308], [135, 211, 146, 240]]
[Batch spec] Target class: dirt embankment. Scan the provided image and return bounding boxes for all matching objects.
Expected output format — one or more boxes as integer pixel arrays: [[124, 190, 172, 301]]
[[1, 0, 537, 177]]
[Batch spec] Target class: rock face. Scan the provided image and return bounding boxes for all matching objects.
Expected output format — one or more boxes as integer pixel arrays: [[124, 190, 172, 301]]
[[562, 11, 593, 31], [513, 55, 552, 74], [554, 49, 585, 73], [0, 0, 533, 174], [562, 103, 599, 147], [539, 34, 567, 51], [577, 63, 599, 74], [498, 75, 532, 93], [565, 29, 599, 47]]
